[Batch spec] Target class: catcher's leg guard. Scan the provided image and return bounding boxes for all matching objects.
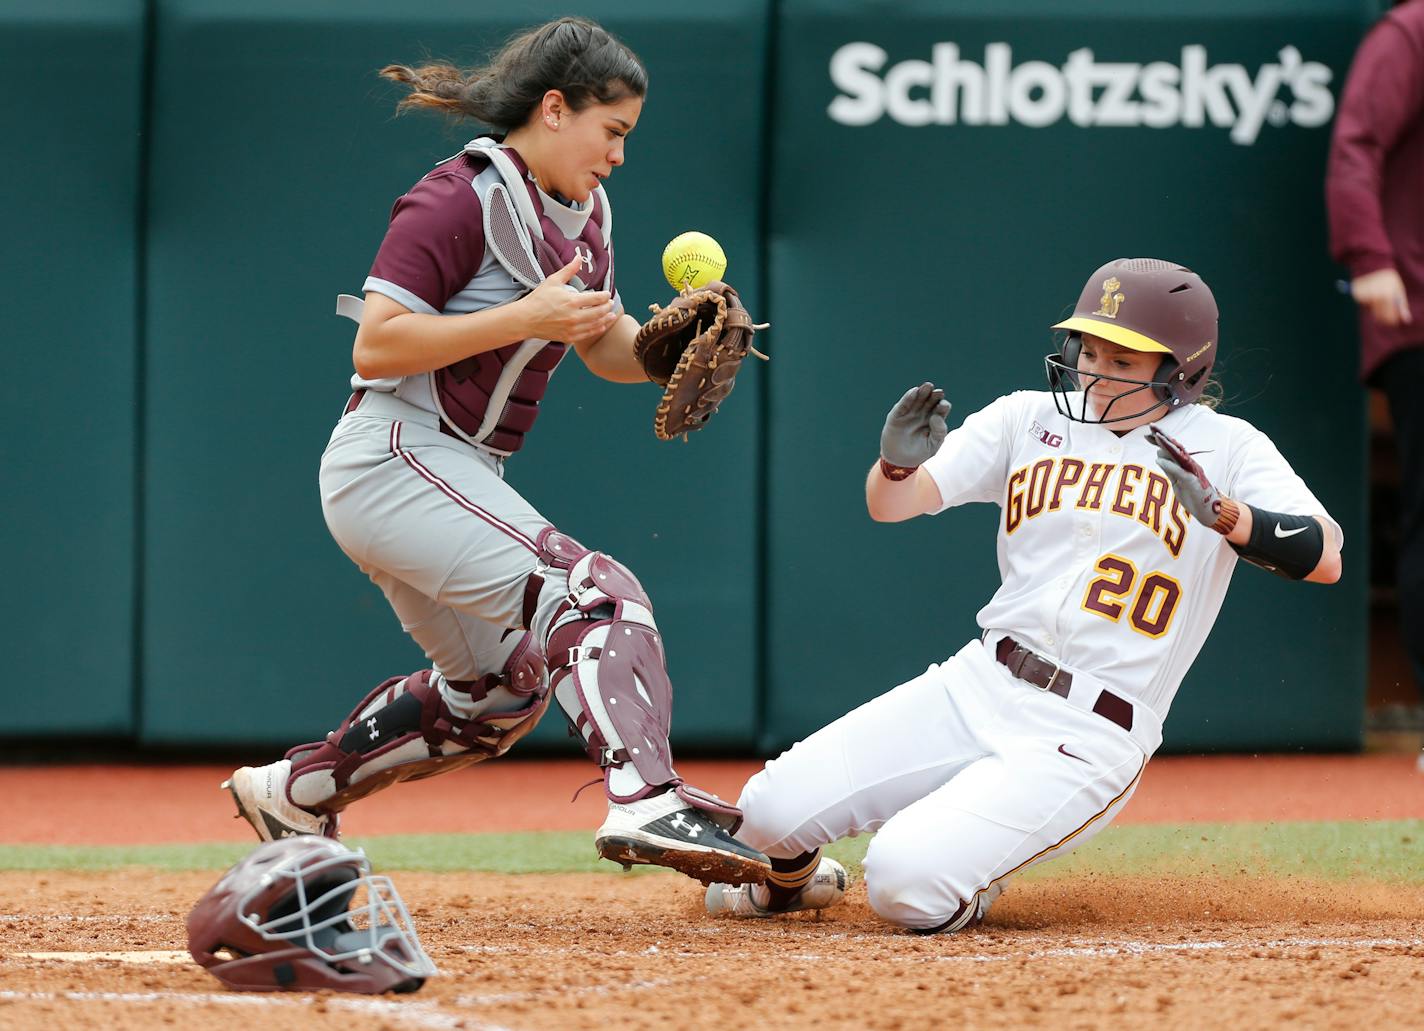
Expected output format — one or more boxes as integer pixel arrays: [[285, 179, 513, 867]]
[[535, 529, 711, 806], [286, 635, 548, 814], [532, 528, 768, 884]]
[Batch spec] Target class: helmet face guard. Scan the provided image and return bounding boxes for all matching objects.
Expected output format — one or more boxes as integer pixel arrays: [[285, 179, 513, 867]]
[[188, 837, 438, 994], [235, 849, 435, 981], [1046, 259, 1218, 425], [1044, 344, 1175, 426]]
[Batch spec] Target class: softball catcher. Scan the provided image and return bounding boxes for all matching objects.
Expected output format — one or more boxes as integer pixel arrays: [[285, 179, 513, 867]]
[[223, 17, 768, 887], [704, 258, 1343, 928]]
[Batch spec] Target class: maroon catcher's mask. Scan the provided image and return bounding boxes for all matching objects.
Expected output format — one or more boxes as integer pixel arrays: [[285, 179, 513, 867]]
[[187, 837, 436, 993], [1044, 258, 1219, 425]]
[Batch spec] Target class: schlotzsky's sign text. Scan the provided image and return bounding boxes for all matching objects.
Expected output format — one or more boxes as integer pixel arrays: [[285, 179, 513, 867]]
[[828, 43, 1333, 145]]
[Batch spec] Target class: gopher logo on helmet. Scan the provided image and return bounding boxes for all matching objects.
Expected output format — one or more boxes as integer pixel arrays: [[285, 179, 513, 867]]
[[1094, 277, 1125, 319]]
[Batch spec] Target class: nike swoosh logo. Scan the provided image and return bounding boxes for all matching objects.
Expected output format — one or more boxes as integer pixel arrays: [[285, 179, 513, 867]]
[[1274, 524, 1308, 538], [1058, 744, 1089, 763]]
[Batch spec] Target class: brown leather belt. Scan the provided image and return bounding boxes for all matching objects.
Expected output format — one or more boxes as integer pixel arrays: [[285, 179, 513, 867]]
[[994, 636, 1134, 732]]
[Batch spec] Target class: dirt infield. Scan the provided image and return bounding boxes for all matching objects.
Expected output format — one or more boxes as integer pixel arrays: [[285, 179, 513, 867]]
[[2, 869, 1422, 1030], [1, 756, 1422, 1028]]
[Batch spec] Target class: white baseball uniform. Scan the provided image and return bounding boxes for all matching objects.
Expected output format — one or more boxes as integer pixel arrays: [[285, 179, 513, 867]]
[[735, 390, 1342, 931]]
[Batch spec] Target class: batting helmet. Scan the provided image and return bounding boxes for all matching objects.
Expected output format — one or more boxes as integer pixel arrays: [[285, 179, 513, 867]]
[[1044, 258, 1219, 424], [187, 836, 436, 994]]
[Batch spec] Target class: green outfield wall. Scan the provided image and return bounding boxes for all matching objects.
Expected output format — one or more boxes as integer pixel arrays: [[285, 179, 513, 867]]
[[2, 0, 148, 736], [1, 0, 1374, 753]]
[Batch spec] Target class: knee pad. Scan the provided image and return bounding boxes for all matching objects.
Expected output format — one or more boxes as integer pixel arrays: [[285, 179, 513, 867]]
[[286, 644, 548, 813], [481, 630, 548, 700]]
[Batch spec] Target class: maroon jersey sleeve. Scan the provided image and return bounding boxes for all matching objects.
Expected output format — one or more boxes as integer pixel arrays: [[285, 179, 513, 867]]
[[367, 164, 487, 313]]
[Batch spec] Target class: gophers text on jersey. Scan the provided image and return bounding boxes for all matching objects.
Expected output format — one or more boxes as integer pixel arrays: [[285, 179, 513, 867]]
[[921, 391, 1341, 724]]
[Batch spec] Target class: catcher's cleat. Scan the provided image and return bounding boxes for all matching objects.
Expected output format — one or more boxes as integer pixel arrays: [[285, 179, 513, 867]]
[[705, 857, 848, 917], [595, 791, 771, 886], [224, 760, 338, 842]]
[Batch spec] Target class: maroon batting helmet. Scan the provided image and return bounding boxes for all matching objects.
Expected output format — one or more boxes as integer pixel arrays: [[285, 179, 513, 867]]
[[187, 837, 436, 993], [1044, 258, 1219, 424]]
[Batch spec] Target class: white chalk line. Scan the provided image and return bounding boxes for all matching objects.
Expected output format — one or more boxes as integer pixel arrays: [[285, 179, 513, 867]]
[[0, 989, 509, 1031], [6, 950, 703, 1009], [0, 913, 172, 922], [13, 950, 191, 964], [13, 932, 1419, 971], [460, 935, 1424, 965]]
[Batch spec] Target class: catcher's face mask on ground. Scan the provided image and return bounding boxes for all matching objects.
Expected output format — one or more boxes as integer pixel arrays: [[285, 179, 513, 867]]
[[1047, 333, 1171, 427], [187, 837, 437, 993]]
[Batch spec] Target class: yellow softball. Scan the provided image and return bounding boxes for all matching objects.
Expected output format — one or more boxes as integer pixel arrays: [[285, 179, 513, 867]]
[[662, 231, 727, 290]]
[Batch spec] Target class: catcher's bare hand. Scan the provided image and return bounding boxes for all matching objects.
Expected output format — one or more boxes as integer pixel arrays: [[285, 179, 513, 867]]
[[881, 383, 951, 469], [518, 254, 620, 346]]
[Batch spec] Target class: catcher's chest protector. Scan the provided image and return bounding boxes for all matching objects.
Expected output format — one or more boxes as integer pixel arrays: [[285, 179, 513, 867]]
[[432, 140, 615, 455]]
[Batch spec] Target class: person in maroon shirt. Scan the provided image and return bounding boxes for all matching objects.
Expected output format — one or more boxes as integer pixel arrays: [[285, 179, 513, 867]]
[[1328, 0, 1424, 698]]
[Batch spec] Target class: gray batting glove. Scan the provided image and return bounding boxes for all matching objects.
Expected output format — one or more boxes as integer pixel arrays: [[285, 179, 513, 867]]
[[1145, 423, 1222, 527], [881, 382, 952, 469]]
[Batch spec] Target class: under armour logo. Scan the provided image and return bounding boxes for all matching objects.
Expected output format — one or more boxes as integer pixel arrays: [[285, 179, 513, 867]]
[[574, 246, 594, 273], [366, 717, 380, 740], [670, 813, 703, 838]]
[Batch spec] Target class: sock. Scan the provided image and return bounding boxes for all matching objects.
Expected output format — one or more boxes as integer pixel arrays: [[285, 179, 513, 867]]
[[607, 764, 649, 800], [763, 848, 822, 911]]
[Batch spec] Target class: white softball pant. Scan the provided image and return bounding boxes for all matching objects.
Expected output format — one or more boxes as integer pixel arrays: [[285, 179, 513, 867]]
[[736, 637, 1155, 931]]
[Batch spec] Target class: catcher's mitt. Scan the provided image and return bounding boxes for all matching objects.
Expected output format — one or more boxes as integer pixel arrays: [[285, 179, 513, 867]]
[[633, 281, 768, 441]]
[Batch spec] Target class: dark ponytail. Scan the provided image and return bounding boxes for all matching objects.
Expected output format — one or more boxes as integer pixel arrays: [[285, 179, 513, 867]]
[[380, 17, 647, 131]]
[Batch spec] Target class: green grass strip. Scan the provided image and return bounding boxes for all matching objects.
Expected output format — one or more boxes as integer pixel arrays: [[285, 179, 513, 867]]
[[1017, 819, 1424, 882], [0, 820, 1418, 881]]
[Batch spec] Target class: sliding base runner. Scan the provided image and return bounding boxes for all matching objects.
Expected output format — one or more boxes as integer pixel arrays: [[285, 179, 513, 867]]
[[701, 258, 1343, 932]]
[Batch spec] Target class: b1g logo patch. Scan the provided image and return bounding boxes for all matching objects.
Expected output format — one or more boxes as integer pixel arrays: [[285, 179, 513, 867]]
[[1030, 420, 1063, 448]]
